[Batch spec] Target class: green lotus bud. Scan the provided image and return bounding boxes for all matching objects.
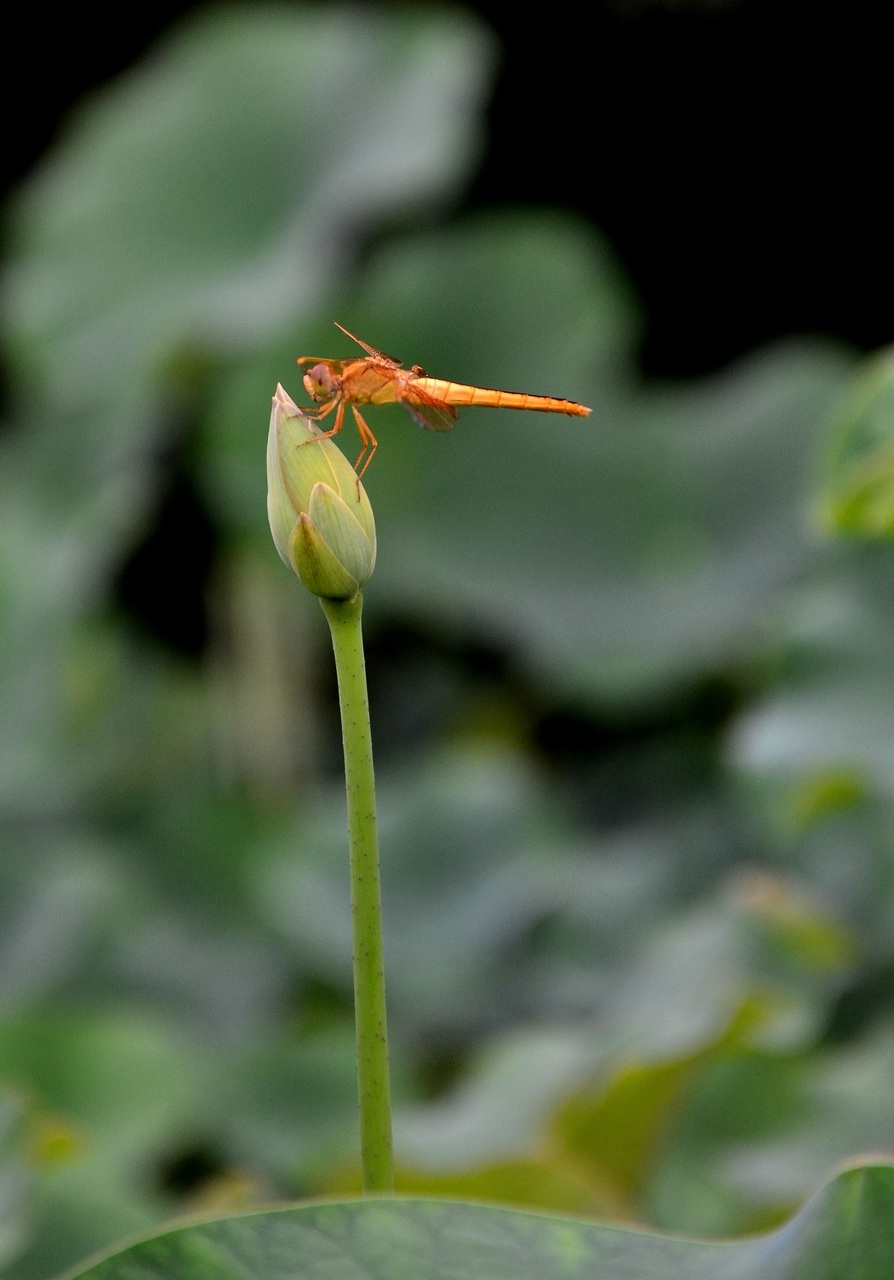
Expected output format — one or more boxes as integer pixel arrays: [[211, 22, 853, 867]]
[[267, 385, 376, 600]]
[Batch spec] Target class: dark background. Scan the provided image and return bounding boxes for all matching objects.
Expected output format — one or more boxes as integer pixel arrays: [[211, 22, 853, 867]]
[[3, 0, 890, 379]]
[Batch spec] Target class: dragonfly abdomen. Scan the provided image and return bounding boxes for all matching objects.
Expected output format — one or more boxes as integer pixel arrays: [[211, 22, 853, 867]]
[[420, 379, 590, 417]]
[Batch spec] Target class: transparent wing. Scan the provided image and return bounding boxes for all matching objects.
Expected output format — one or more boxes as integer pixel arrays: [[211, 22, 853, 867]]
[[397, 375, 458, 432]]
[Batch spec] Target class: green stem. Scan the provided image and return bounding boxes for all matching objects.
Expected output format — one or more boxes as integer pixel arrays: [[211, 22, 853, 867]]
[[320, 593, 394, 1193]]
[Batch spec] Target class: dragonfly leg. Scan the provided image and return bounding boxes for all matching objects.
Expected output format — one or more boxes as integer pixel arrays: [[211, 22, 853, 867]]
[[351, 406, 378, 478], [297, 401, 343, 453], [295, 399, 345, 464], [296, 398, 377, 479], [305, 397, 341, 432]]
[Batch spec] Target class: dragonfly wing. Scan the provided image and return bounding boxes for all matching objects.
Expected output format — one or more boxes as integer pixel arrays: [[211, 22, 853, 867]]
[[296, 356, 355, 371], [399, 379, 458, 433], [334, 322, 402, 367]]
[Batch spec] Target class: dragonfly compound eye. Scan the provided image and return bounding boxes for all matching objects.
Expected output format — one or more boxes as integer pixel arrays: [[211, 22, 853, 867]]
[[303, 363, 335, 401]]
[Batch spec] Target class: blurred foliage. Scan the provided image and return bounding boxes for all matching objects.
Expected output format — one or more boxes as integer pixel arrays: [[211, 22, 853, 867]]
[[63, 1164, 894, 1280], [820, 345, 894, 537], [1, 4, 893, 1277]]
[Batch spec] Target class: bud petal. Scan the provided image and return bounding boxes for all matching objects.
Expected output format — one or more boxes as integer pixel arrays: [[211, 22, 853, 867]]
[[291, 511, 361, 601], [311, 481, 376, 581], [267, 385, 376, 599]]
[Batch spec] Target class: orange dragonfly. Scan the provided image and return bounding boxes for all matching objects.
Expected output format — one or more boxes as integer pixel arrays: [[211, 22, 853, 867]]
[[298, 323, 592, 477]]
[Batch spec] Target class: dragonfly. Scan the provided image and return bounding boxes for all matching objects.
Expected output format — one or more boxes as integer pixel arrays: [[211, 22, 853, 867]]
[[298, 323, 592, 477]]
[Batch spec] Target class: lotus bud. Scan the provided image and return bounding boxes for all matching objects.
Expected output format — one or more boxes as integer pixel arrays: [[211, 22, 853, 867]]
[[267, 385, 376, 600]]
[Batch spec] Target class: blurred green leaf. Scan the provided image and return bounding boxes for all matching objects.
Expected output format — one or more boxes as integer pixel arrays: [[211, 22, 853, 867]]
[[63, 1162, 894, 1280], [211, 1027, 361, 1188], [363, 1009, 770, 1222], [254, 743, 707, 1039], [316, 878, 861, 1227], [390, 1028, 603, 1167], [257, 748, 573, 1034], [5, 6, 492, 397], [731, 551, 894, 808], [256, 741, 860, 1046], [0, 1091, 33, 1270], [0, 843, 122, 1015], [711, 1026, 894, 1207], [821, 347, 894, 536], [0, 1009, 216, 1278], [788, 768, 870, 828], [552, 1001, 762, 1208], [736, 871, 856, 975]]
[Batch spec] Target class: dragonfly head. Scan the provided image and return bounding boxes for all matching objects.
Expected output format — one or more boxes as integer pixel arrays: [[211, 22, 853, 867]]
[[302, 362, 337, 403]]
